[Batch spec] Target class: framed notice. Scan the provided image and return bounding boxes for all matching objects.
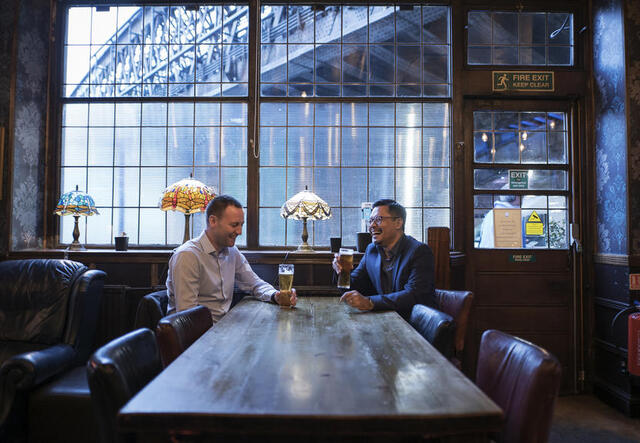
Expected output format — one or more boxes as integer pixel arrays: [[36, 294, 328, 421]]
[[493, 208, 523, 248]]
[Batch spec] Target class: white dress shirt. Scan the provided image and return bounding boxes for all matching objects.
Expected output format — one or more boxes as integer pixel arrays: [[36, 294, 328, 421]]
[[166, 231, 276, 323]]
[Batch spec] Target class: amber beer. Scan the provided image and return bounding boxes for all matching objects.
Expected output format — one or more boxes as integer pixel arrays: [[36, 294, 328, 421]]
[[278, 264, 294, 306], [337, 248, 354, 289]]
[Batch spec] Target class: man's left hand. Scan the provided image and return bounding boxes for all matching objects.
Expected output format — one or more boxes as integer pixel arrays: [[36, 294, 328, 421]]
[[340, 290, 374, 311], [275, 288, 297, 307]]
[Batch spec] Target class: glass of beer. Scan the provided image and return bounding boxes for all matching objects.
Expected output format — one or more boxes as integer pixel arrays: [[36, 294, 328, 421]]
[[278, 264, 294, 307], [337, 248, 354, 289]]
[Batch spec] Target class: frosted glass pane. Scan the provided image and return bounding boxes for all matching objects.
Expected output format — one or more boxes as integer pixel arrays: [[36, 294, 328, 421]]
[[140, 168, 167, 207], [86, 207, 112, 245], [341, 168, 367, 206], [195, 103, 221, 126], [115, 103, 141, 126], [396, 168, 422, 207], [87, 168, 113, 207], [114, 128, 140, 166], [113, 168, 140, 206], [315, 126, 340, 166], [342, 102, 368, 126], [259, 127, 286, 166], [221, 127, 247, 166], [287, 126, 313, 166], [370, 103, 395, 126], [89, 103, 115, 126], [88, 128, 114, 166], [168, 103, 194, 126], [287, 168, 313, 198], [405, 208, 422, 241], [369, 128, 394, 166], [288, 103, 314, 126], [195, 127, 220, 166], [396, 128, 421, 166], [341, 127, 367, 166], [221, 168, 247, 206], [63, 103, 88, 126], [167, 128, 194, 165], [423, 168, 449, 207], [139, 208, 166, 244], [260, 103, 286, 126], [142, 103, 167, 126], [192, 167, 219, 193], [260, 168, 286, 207], [260, 208, 285, 246], [61, 167, 86, 194], [141, 128, 167, 166], [423, 127, 449, 167], [313, 168, 340, 207], [62, 128, 87, 166], [222, 103, 247, 126], [369, 168, 394, 201], [112, 208, 139, 244]]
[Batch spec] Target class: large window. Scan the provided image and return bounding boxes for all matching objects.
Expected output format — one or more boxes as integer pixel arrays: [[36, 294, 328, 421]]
[[60, 3, 452, 247]]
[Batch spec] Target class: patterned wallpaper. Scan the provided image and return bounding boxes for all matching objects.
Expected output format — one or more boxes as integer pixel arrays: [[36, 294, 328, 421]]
[[593, 0, 628, 255], [10, 0, 49, 250], [626, 0, 640, 255]]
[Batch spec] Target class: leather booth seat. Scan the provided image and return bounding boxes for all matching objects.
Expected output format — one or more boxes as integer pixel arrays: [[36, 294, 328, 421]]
[[409, 304, 456, 360], [87, 328, 162, 443], [476, 329, 562, 443], [133, 289, 168, 330], [156, 305, 213, 367], [435, 289, 473, 369], [0, 259, 106, 443]]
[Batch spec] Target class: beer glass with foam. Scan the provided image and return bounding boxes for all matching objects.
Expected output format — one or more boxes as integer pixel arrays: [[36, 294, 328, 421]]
[[337, 248, 354, 289], [278, 264, 294, 307]]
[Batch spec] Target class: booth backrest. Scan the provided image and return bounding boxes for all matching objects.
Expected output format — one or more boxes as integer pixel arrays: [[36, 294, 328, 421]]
[[0, 259, 87, 344]]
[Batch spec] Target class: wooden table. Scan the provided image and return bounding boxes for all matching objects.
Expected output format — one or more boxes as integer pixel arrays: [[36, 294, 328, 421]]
[[118, 297, 503, 442]]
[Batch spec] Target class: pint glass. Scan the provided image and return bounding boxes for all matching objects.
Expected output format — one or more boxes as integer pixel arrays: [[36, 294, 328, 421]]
[[278, 264, 294, 306], [337, 248, 354, 289]]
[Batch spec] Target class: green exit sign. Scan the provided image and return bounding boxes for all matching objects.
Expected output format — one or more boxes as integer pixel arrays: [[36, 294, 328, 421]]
[[493, 71, 554, 92], [509, 170, 528, 190]]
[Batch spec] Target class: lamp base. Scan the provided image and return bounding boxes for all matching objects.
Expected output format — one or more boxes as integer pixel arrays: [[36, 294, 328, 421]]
[[296, 243, 315, 253], [67, 242, 86, 251]]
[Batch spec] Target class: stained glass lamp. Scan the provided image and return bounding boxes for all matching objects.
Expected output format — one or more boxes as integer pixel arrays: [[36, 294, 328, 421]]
[[54, 185, 99, 250], [280, 186, 331, 252], [160, 177, 216, 244]]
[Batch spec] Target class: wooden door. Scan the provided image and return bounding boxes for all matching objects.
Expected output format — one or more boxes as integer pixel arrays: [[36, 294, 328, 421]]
[[463, 99, 581, 392]]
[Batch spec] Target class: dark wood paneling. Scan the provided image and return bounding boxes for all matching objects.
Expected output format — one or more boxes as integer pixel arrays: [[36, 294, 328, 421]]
[[475, 273, 570, 306]]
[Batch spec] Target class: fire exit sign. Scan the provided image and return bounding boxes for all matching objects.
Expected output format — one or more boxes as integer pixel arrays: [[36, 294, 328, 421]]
[[492, 71, 554, 92]]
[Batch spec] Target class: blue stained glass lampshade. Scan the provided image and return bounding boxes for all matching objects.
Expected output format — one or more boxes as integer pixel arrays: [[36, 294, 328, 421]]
[[54, 185, 99, 216]]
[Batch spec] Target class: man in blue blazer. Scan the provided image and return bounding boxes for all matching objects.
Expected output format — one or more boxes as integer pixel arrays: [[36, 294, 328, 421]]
[[332, 199, 436, 320]]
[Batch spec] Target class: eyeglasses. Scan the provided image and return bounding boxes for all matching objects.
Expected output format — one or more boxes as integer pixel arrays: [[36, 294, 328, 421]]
[[367, 216, 399, 226]]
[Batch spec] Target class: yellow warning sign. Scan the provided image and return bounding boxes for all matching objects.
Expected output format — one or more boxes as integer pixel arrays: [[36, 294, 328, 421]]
[[525, 210, 544, 236]]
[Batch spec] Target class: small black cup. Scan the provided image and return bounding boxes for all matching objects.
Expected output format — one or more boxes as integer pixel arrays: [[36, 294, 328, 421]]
[[115, 236, 129, 251], [330, 237, 342, 253], [357, 232, 372, 252]]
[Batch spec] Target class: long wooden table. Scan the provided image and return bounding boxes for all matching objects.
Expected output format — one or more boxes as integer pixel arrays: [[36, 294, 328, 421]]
[[118, 297, 503, 442]]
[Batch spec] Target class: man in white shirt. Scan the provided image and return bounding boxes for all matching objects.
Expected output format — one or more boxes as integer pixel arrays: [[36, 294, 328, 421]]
[[166, 195, 297, 323]]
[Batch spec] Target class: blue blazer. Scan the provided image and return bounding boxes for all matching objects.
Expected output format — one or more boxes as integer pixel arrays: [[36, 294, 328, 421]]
[[351, 234, 435, 320]]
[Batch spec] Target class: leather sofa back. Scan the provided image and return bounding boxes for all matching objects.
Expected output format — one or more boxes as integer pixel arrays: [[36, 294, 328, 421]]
[[0, 259, 87, 344], [133, 289, 168, 331]]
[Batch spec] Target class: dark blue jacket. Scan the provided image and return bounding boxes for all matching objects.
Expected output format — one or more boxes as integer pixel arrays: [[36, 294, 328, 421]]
[[351, 234, 436, 320]]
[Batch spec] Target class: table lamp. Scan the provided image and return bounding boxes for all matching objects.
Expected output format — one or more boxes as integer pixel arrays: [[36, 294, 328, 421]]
[[280, 186, 331, 252], [160, 176, 216, 244], [54, 185, 99, 250]]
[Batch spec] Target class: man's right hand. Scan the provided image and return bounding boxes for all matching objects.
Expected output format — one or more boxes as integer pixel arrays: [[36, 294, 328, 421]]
[[332, 253, 342, 274]]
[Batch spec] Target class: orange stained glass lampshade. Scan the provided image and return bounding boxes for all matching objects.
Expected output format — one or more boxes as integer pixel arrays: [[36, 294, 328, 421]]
[[160, 177, 216, 244]]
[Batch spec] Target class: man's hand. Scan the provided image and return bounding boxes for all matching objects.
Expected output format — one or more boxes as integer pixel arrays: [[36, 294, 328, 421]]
[[340, 290, 374, 311], [275, 288, 298, 307], [332, 253, 342, 274]]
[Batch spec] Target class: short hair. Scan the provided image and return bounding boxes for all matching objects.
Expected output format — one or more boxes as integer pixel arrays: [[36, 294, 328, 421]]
[[372, 199, 406, 230], [206, 195, 242, 220]]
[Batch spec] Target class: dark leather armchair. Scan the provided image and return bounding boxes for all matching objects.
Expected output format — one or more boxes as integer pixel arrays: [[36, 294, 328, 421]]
[[133, 289, 168, 330], [476, 329, 562, 443], [87, 328, 162, 443], [0, 259, 106, 442], [409, 304, 456, 360], [435, 289, 473, 369], [156, 305, 213, 367]]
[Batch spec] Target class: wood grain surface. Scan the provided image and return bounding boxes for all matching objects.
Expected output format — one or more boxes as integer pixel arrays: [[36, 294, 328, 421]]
[[119, 297, 502, 442]]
